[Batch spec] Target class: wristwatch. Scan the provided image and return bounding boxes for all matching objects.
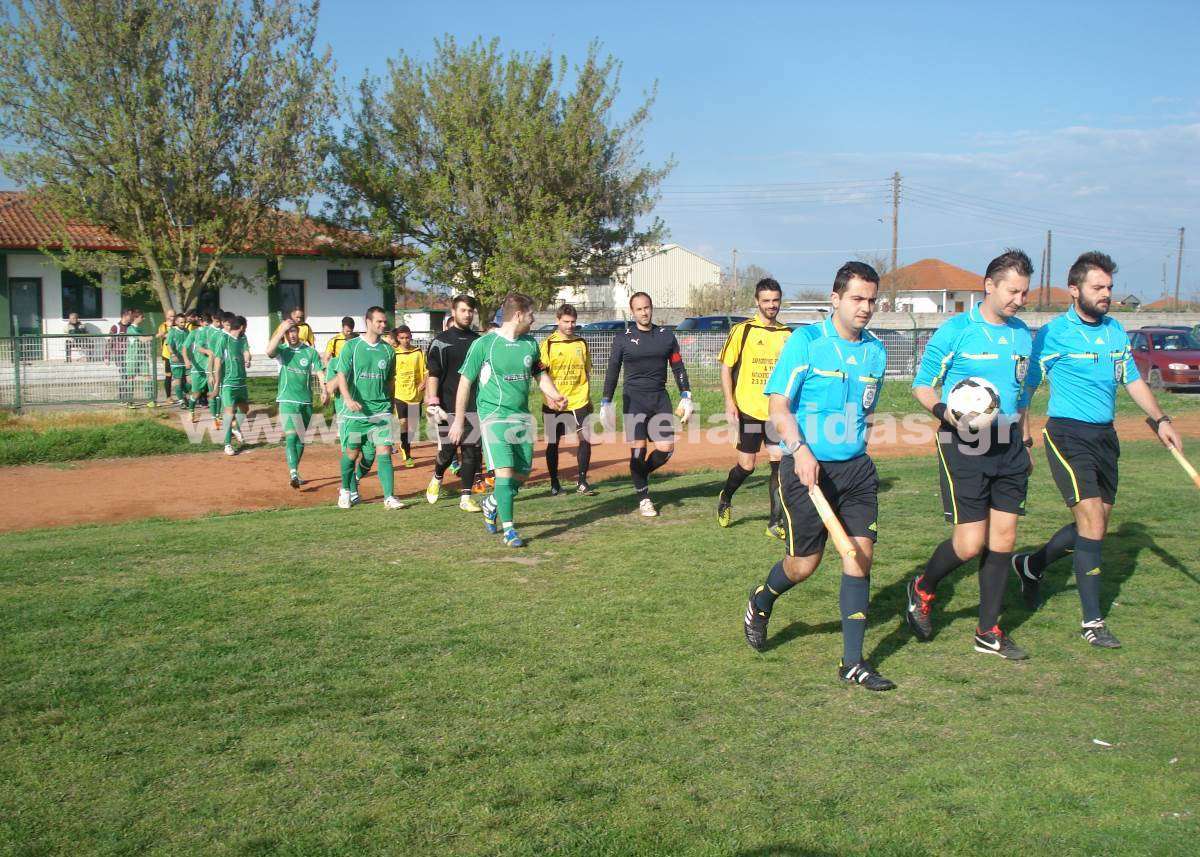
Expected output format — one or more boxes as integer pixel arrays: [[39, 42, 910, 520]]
[[1153, 415, 1172, 428], [787, 438, 807, 454]]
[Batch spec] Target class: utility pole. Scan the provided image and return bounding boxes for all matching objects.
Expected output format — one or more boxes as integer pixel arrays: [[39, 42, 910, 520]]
[[1045, 230, 1052, 306], [890, 171, 901, 275], [731, 248, 738, 292], [1039, 245, 1047, 308], [1175, 227, 1186, 310]]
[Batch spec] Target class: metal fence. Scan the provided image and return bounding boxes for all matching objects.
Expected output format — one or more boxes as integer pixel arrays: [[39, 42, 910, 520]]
[[0, 327, 944, 410]]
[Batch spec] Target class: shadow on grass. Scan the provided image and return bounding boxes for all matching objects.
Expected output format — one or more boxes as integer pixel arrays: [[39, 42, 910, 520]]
[[531, 473, 725, 540]]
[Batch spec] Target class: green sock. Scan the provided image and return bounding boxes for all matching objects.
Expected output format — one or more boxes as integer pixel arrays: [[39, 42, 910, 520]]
[[285, 434, 301, 471], [223, 412, 234, 445], [495, 476, 516, 529], [340, 452, 355, 491], [210, 396, 220, 420], [379, 453, 395, 498]]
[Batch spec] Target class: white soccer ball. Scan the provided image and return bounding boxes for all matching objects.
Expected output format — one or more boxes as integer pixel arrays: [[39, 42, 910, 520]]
[[946, 377, 1000, 430]]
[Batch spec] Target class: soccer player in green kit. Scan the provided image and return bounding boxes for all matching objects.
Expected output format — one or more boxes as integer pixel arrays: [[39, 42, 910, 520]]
[[449, 293, 568, 547], [267, 318, 327, 488], [211, 314, 251, 455], [197, 311, 226, 427], [182, 312, 210, 422], [165, 312, 190, 407], [334, 306, 406, 510]]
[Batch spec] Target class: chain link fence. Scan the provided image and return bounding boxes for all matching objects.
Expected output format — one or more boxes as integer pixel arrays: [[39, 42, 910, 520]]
[[1, 327, 945, 410]]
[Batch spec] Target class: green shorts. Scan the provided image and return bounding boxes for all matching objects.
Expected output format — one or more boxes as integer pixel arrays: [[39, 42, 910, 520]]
[[481, 414, 536, 474], [170, 363, 186, 380], [340, 413, 393, 450], [190, 371, 209, 395], [279, 402, 313, 436], [222, 383, 249, 406]]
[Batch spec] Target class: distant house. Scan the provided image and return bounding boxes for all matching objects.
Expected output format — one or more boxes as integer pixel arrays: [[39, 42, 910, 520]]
[[0, 190, 403, 352], [555, 243, 722, 313], [1143, 295, 1199, 311], [881, 258, 984, 313]]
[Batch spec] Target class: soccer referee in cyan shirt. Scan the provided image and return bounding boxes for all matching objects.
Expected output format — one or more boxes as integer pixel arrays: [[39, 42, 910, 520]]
[[1020, 251, 1182, 649]]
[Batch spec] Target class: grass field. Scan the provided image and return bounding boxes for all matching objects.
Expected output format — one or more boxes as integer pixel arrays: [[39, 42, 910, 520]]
[[1, 441, 1197, 855]]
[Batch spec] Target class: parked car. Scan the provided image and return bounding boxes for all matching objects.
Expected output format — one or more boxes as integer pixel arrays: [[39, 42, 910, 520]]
[[1128, 327, 1200, 391], [675, 315, 749, 333], [578, 320, 629, 332], [675, 315, 750, 366]]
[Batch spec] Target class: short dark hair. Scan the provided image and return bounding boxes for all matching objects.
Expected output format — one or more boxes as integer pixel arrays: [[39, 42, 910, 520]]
[[231, 315, 247, 331], [392, 324, 411, 336], [130, 308, 144, 318], [629, 291, 652, 308], [221, 311, 236, 325], [288, 306, 304, 316], [197, 312, 210, 323], [984, 248, 1034, 284], [556, 303, 578, 319], [833, 261, 880, 295], [451, 294, 477, 310], [1067, 251, 1118, 289], [365, 306, 387, 321], [501, 292, 534, 320], [754, 277, 783, 297], [340, 316, 355, 329]]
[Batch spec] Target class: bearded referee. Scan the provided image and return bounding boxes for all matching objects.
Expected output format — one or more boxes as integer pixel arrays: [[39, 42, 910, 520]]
[[743, 262, 892, 691], [715, 277, 792, 537], [1019, 251, 1182, 648], [905, 250, 1036, 660], [600, 292, 693, 517]]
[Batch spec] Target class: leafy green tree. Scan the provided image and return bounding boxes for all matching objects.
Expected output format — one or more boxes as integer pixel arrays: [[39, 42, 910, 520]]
[[327, 37, 671, 322], [0, 0, 336, 311]]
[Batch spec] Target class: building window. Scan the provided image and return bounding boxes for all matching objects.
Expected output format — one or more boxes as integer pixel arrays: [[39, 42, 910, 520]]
[[279, 279, 305, 312], [327, 269, 360, 290], [196, 285, 221, 314], [61, 271, 103, 318]]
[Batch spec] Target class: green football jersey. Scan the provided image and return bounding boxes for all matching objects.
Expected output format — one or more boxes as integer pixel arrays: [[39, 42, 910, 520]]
[[459, 331, 544, 419], [166, 326, 188, 366], [325, 359, 346, 416], [336, 336, 394, 419], [185, 327, 208, 370], [124, 323, 149, 369], [217, 332, 248, 387], [275, 344, 320, 404]]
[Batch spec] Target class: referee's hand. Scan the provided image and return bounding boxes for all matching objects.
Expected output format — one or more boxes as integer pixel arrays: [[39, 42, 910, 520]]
[[792, 445, 820, 489]]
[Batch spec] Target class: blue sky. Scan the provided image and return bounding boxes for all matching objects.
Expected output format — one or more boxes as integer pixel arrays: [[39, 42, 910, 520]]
[[318, 0, 1200, 298]]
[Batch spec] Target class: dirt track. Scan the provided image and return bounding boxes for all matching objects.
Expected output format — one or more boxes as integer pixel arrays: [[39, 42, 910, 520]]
[[2, 413, 1197, 533]]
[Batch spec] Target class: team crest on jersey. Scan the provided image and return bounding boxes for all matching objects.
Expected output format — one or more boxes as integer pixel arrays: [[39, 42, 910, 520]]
[[377, 359, 386, 370], [300, 358, 309, 367], [523, 354, 533, 367], [1014, 355, 1028, 383], [861, 382, 877, 409]]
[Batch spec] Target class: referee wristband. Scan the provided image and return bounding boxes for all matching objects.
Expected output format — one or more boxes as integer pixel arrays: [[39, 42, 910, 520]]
[[1153, 414, 1172, 428]]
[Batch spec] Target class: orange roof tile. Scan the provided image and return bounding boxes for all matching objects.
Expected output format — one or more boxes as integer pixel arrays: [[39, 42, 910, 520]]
[[0, 191, 400, 258], [881, 258, 984, 293]]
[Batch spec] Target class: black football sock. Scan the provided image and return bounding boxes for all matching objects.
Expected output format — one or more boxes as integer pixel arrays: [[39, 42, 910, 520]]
[[576, 436, 592, 483], [840, 574, 870, 665], [545, 441, 560, 484], [768, 460, 781, 524], [1073, 535, 1104, 623], [721, 464, 753, 503], [918, 539, 967, 595], [630, 448, 649, 495], [977, 550, 1012, 631], [1030, 523, 1077, 577], [644, 448, 672, 475], [752, 560, 795, 613]]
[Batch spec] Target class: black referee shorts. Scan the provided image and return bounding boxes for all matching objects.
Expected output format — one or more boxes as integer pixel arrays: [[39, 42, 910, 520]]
[[736, 410, 779, 454], [1043, 416, 1119, 506], [935, 429, 1030, 524], [778, 453, 879, 558], [623, 390, 674, 443]]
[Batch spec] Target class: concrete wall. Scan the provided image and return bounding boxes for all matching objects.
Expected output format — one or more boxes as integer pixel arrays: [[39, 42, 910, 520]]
[[6, 251, 124, 334]]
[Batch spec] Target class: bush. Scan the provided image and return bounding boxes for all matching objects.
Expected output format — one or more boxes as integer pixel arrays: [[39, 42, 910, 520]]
[[0, 420, 209, 466]]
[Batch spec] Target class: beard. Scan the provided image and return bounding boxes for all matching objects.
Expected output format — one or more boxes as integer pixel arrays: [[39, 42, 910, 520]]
[[1077, 293, 1110, 318]]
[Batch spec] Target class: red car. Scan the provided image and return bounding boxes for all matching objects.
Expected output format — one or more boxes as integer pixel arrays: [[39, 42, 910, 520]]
[[1128, 327, 1200, 391]]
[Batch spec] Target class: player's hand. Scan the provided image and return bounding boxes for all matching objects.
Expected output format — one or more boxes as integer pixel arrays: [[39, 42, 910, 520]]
[[792, 445, 820, 489], [319, 388, 329, 407], [1158, 420, 1183, 452], [278, 319, 295, 334], [599, 401, 615, 429], [547, 394, 568, 411], [676, 396, 695, 425], [1025, 445, 1035, 475], [724, 403, 738, 426], [448, 419, 465, 444], [426, 404, 448, 423], [345, 399, 363, 413]]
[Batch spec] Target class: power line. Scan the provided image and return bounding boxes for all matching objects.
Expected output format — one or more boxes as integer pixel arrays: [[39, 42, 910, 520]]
[[743, 234, 1041, 255]]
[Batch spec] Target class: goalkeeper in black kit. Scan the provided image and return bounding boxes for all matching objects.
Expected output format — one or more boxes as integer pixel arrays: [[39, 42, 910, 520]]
[[600, 291, 693, 517]]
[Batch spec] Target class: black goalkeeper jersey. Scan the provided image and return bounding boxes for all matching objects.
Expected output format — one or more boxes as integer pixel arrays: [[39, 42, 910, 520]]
[[602, 325, 690, 400], [427, 325, 480, 412]]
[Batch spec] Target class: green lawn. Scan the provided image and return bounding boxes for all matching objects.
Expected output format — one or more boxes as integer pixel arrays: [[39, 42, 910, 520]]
[[1, 442, 1197, 855]]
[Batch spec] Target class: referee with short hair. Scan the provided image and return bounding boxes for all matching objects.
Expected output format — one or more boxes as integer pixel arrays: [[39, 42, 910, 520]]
[[743, 261, 893, 691], [905, 249, 1036, 660], [1019, 251, 1182, 648]]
